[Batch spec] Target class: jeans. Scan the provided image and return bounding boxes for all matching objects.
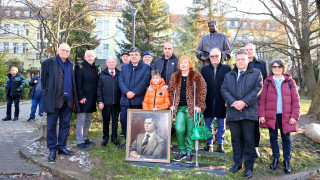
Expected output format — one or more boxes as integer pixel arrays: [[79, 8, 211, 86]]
[[120, 104, 142, 138], [47, 102, 72, 151], [269, 114, 291, 162], [6, 96, 20, 117], [30, 94, 43, 119], [175, 106, 195, 154], [205, 117, 225, 145]]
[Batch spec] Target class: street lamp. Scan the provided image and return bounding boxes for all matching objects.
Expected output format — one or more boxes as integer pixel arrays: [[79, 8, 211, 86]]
[[126, 0, 143, 48]]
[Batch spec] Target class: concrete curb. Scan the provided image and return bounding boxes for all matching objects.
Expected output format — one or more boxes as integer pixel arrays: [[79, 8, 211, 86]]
[[277, 167, 320, 180], [19, 130, 90, 180]]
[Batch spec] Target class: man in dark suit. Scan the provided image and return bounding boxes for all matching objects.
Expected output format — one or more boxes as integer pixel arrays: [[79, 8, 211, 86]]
[[244, 43, 268, 158], [201, 48, 231, 153], [129, 115, 165, 159], [75, 50, 98, 151], [41, 43, 80, 162], [221, 51, 263, 179], [118, 47, 151, 149]]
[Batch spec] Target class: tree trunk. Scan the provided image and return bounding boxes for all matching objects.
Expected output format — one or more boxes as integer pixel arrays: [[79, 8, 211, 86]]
[[300, 47, 317, 97], [307, 0, 320, 116]]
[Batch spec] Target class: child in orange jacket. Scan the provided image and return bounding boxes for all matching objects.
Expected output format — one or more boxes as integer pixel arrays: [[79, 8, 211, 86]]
[[142, 70, 170, 110]]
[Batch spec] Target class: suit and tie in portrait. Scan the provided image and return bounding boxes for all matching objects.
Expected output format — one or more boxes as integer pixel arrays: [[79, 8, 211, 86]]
[[129, 115, 166, 159]]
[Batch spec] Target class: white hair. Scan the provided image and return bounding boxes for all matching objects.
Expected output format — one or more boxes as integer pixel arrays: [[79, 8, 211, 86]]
[[106, 57, 118, 65], [59, 43, 71, 51], [245, 43, 256, 51], [84, 50, 95, 57]]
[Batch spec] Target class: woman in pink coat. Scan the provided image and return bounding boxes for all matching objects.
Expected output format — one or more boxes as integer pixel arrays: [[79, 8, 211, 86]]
[[258, 59, 300, 174]]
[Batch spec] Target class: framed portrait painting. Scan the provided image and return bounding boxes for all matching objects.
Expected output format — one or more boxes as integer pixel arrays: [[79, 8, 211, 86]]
[[125, 109, 172, 163]]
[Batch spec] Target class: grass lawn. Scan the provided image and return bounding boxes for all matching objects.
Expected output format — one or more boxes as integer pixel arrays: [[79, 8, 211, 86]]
[[70, 96, 320, 179]]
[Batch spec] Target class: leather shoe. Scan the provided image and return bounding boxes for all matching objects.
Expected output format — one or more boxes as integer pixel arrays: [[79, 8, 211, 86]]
[[254, 147, 260, 158], [58, 148, 74, 155], [112, 139, 120, 146], [13, 116, 19, 121], [118, 143, 126, 149], [215, 145, 225, 153], [85, 139, 96, 146], [270, 158, 279, 170], [244, 169, 252, 179], [48, 150, 56, 162], [101, 138, 108, 147], [229, 165, 242, 173], [283, 161, 291, 174], [2, 116, 11, 121], [202, 143, 211, 151], [27, 117, 35, 122], [77, 143, 90, 150]]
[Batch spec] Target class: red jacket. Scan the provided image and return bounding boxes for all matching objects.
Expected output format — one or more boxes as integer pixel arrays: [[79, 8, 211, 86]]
[[258, 74, 300, 134], [142, 78, 170, 110]]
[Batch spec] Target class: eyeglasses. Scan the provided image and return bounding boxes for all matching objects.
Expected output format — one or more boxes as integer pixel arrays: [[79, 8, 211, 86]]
[[209, 55, 220, 58], [60, 49, 70, 53], [272, 65, 282, 69]]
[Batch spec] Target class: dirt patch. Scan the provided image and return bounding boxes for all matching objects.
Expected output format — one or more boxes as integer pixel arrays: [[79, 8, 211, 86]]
[[26, 138, 103, 179], [298, 115, 319, 129]]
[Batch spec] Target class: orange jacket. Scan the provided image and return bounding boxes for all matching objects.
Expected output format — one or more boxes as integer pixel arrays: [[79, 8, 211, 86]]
[[142, 78, 170, 110]]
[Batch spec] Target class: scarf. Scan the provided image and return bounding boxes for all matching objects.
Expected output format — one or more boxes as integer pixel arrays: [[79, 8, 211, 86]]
[[57, 55, 72, 101]]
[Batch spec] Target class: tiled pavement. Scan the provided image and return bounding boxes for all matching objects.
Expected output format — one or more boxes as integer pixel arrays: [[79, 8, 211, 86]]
[[0, 101, 43, 175]]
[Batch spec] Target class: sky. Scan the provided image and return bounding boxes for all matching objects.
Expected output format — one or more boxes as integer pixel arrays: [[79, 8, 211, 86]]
[[164, 0, 270, 19]]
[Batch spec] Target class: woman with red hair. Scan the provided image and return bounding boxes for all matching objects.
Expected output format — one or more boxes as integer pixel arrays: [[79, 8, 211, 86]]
[[168, 56, 207, 164]]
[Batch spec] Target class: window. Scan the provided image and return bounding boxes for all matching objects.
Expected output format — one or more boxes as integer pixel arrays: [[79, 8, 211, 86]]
[[226, 21, 231, 27], [97, 20, 102, 39], [37, 27, 41, 39], [5, 10, 10, 16], [23, 25, 29, 36], [4, 24, 10, 35], [37, 42, 40, 49], [24, 11, 30, 17], [36, 52, 40, 60], [103, 20, 109, 38], [23, 43, 28, 54], [234, 21, 239, 28], [15, 11, 20, 17], [4, 43, 9, 51], [103, 44, 109, 59], [13, 43, 18, 54], [14, 24, 21, 35]]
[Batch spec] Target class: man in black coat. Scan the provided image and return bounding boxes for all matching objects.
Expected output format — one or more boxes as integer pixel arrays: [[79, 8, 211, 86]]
[[221, 51, 263, 179], [244, 43, 268, 158], [41, 43, 80, 162], [97, 57, 121, 147], [2, 66, 26, 121], [27, 74, 43, 122], [153, 42, 179, 84], [75, 50, 98, 150], [201, 48, 231, 153]]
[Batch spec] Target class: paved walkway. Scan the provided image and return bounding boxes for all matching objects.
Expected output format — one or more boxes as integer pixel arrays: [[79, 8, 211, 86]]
[[0, 101, 43, 175]]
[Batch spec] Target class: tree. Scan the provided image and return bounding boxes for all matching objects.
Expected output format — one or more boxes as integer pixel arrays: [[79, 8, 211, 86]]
[[116, 0, 171, 61], [174, 0, 229, 71], [233, 0, 320, 97], [308, 0, 320, 116], [0, 51, 7, 86]]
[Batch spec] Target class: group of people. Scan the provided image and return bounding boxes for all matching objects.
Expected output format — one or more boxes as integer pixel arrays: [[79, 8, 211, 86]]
[[1, 20, 300, 179]]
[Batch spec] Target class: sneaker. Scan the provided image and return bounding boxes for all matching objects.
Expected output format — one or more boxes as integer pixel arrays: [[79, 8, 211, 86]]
[[173, 152, 186, 162], [85, 139, 96, 146], [186, 153, 193, 164], [27, 117, 35, 122], [77, 143, 90, 150], [2, 116, 11, 121]]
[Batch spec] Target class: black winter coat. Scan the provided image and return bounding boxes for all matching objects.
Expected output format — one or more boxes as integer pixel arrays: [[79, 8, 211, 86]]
[[97, 68, 121, 105], [5, 73, 26, 98], [75, 60, 98, 113], [221, 66, 263, 121], [201, 63, 231, 118], [153, 54, 179, 84], [41, 56, 80, 113], [249, 57, 267, 81]]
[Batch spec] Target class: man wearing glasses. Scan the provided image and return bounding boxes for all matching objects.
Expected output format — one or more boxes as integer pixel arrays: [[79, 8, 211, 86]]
[[41, 43, 80, 162]]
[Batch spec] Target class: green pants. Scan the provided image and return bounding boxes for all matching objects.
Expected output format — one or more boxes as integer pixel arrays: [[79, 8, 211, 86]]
[[175, 106, 195, 154]]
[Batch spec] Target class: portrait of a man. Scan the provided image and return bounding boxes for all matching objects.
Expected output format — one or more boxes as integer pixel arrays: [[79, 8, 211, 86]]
[[126, 110, 171, 163]]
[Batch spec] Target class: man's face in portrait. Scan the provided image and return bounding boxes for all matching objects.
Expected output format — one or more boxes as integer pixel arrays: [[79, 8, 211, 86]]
[[58, 44, 71, 60], [84, 51, 95, 65], [236, 53, 249, 71], [130, 51, 141, 65], [163, 43, 174, 59], [209, 49, 221, 66], [122, 54, 130, 64], [144, 118, 156, 133]]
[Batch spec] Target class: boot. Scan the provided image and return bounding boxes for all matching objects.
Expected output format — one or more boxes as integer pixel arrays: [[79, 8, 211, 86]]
[[270, 158, 279, 170], [215, 144, 225, 153], [283, 161, 291, 174]]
